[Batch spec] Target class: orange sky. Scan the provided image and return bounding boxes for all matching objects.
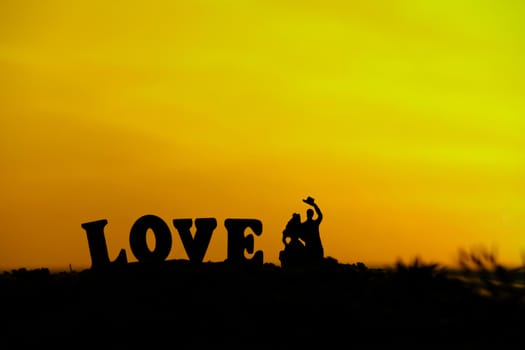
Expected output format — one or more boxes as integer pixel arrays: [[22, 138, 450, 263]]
[[1, 0, 524, 271]]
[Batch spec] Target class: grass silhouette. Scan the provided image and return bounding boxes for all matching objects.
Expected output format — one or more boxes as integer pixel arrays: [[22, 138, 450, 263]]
[[1, 254, 524, 347]]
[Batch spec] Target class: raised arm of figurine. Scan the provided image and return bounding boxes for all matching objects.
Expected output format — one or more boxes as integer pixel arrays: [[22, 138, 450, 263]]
[[303, 196, 323, 222], [312, 202, 322, 222]]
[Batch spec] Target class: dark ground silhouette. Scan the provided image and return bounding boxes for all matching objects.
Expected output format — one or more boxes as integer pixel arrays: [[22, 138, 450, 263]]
[[1, 257, 525, 348]]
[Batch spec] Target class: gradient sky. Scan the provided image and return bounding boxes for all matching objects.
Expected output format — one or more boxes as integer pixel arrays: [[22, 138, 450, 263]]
[[1, 0, 524, 271]]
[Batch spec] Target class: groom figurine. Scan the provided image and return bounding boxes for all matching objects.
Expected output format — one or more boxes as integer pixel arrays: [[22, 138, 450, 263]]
[[300, 196, 324, 263]]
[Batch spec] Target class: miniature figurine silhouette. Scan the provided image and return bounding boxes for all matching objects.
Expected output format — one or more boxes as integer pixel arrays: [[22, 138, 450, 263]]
[[300, 196, 324, 263], [279, 213, 306, 268], [279, 196, 324, 268]]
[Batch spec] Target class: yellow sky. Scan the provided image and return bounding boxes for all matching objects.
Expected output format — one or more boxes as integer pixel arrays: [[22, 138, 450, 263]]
[[1, 0, 524, 271]]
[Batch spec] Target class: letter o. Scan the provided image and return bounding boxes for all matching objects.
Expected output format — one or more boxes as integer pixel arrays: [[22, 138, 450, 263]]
[[129, 215, 172, 264]]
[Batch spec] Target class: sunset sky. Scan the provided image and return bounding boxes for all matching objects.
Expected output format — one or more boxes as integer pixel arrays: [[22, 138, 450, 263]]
[[1, 0, 524, 271]]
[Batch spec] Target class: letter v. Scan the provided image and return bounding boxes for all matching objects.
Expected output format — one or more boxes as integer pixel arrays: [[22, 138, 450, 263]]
[[172, 218, 217, 263]]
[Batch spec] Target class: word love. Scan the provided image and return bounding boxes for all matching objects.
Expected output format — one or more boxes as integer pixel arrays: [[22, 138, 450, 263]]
[[81, 215, 263, 269]]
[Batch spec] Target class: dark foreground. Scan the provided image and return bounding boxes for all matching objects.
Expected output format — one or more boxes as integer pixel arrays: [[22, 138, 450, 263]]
[[1, 259, 525, 348]]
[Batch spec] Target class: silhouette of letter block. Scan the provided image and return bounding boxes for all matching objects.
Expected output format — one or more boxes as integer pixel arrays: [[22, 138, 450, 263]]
[[81, 219, 128, 269], [129, 215, 173, 264], [81, 216, 263, 269], [224, 218, 263, 267], [173, 218, 217, 263]]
